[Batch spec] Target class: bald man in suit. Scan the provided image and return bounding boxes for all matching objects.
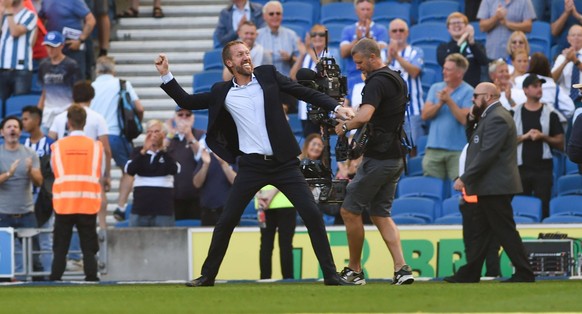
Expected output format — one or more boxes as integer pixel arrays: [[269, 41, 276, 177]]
[[446, 82, 534, 283]]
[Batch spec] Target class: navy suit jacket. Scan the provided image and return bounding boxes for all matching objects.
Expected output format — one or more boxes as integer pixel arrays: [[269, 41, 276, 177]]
[[461, 102, 523, 196], [161, 65, 338, 164]]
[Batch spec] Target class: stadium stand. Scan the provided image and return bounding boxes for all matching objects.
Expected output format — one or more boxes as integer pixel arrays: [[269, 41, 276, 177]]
[[397, 176, 446, 216], [282, 1, 315, 37], [556, 174, 582, 196], [373, 1, 411, 26], [193, 70, 223, 93], [406, 156, 423, 177], [511, 195, 543, 223], [414, 134, 428, 156], [409, 22, 450, 47], [320, 3, 357, 25], [549, 195, 582, 217], [470, 21, 486, 46], [417, 0, 460, 24], [4, 94, 41, 117], [391, 197, 437, 223], [527, 21, 551, 58]]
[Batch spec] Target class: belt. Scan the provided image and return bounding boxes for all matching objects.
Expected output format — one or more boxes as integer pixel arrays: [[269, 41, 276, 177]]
[[247, 153, 274, 161]]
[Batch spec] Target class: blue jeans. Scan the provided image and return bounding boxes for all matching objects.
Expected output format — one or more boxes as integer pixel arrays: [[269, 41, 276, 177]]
[[67, 232, 82, 261], [109, 135, 132, 169], [404, 114, 427, 147], [0, 212, 41, 273], [0, 70, 33, 102], [39, 215, 54, 272], [129, 214, 175, 227]]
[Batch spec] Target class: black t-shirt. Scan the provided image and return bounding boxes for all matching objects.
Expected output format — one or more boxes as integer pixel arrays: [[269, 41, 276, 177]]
[[361, 67, 406, 160], [520, 106, 563, 170]]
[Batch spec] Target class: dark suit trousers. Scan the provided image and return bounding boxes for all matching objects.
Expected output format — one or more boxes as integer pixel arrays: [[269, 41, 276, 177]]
[[260, 207, 296, 279], [454, 195, 534, 282], [460, 201, 500, 277], [200, 154, 338, 280]]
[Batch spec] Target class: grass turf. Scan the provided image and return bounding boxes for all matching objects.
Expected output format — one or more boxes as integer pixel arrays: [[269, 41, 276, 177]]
[[2, 280, 582, 313]]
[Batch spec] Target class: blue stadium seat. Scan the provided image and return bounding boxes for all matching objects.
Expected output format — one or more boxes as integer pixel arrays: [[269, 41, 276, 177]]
[[287, 113, 302, 135], [30, 74, 43, 94], [511, 195, 542, 222], [373, 2, 411, 26], [406, 156, 423, 177], [440, 195, 461, 218], [283, 0, 320, 26], [175, 219, 202, 227], [415, 135, 428, 156], [527, 21, 551, 57], [557, 174, 582, 196], [542, 215, 582, 223], [193, 70, 223, 93], [5, 94, 41, 117], [391, 197, 437, 223], [549, 195, 582, 217], [418, 0, 460, 24], [194, 114, 208, 131], [392, 215, 428, 225], [420, 68, 438, 97], [320, 3, 357, 25], [565, 158, 580, 175], [324, 23, 346, 47], [433, 215, 462, 224], [409, 23, 450, 46], [529, 43, 547, 56], [397, 176, 445, 216], [282, 2, 314, 37], [283, 22, 308, 38], [513, 216, 536, 224], [240, 200, 258, 226], [420, 45, 443, 81], [203, 49, 224, 71]]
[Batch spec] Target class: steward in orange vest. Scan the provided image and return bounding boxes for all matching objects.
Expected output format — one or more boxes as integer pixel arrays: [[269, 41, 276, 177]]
[[49, 105, 103, 282]]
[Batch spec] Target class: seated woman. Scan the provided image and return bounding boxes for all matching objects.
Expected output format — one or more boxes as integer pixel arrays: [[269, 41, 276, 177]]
[[505, 31, 530, 74], [510, 49, 529, 88]]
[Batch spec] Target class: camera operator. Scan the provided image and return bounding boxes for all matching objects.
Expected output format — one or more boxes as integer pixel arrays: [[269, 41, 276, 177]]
[[334, 38, 414, 286]]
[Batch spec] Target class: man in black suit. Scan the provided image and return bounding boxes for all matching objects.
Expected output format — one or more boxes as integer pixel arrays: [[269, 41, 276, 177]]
[[155, 40, 356, 286], [446, 82, 535, 283]]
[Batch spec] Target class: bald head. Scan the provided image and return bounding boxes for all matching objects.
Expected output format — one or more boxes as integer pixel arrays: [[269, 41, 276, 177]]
[[473, 82, 500, 109]]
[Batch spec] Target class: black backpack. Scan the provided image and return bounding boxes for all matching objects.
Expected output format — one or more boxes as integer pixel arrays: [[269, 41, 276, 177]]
[[117, 79, 143, 141]]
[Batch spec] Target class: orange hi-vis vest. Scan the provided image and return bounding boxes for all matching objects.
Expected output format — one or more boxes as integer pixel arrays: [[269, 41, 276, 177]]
[[51, 135, 103, 215], [462, 187, 478, 203]]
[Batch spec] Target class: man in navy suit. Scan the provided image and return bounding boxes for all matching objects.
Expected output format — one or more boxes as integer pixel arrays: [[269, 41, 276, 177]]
[[155, 40, 356, 286]]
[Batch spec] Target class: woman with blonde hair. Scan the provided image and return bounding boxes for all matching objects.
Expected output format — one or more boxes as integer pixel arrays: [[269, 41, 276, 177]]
[[506, 31, 530, 74]]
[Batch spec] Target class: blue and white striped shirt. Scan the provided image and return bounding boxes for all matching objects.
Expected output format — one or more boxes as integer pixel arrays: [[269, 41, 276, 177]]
[[387, 45, 424, 117], [0, 8, 37, 71]]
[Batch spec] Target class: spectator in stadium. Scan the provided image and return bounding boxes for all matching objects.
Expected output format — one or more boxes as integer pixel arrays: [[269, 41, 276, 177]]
[[421, 53, 473, 180], [511, 53, 575, 126], [0, 0, 37, 104], [48, 80, 111, 228], [21, 106, 55, 274], [513, 74, 564, 219], [0, 116, 44, 277], [125, 120, 180, 227], [256, 0, 303, 77], [49, 104, 102, 282], [568, 83, 582, 166], [509, 49, 529, 86], [85, 0, 111, 57], [39, 0, 96, 80], [37, 31, 80, 132], [193, 147, 237, 226], [447, 82, 534, 283], [23, 0, 48, 70], [551, 24, 582, 106], [334, 38, 414, 286], [489, 58, 516, 110], [290, 24, 328, 137], [214, 0, 264, 48], [386, 18, 425, 146], [551, 0, 582, 54], [222, 21, 272, 81], [438, 12, 488, 88], [505, 31, 530, 73], [340, 0, 388, 91], [166, 107, 206, 221], [90, 56, 144, 222], [477, 0, 536, 60], [155, 40, 355, 286], [118, 0, 164, 18], [256, 184, 295, 280]]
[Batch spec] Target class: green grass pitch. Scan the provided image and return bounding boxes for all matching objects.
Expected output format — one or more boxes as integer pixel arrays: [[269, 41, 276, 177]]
[[2, 280, 582, 313]]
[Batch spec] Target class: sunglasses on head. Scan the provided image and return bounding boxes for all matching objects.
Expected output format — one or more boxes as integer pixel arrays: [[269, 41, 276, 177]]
[[310, 32, 326, 37], [268, 11, 281, 16], [512, 40, 525, 44], [391, 28, 406, 33]]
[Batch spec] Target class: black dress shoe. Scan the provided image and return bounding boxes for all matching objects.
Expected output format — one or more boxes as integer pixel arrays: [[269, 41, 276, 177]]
[[501, 276, 535, 283], [185, 276, 215, 287], [324, 273, 356, 286]]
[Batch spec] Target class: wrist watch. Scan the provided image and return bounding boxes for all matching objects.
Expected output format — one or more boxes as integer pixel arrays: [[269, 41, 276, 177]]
[[342, 123, 348, 133]]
